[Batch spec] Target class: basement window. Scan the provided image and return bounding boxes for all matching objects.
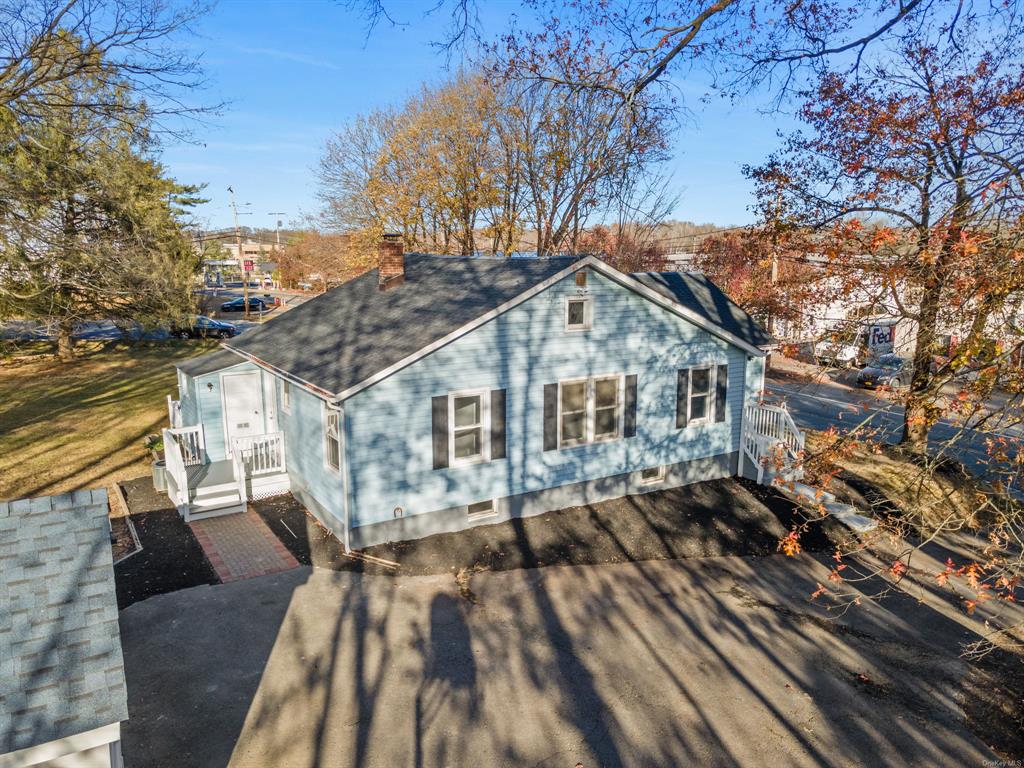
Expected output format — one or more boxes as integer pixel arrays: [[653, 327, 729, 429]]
[[640, 466, 666, 484], [467, 499, 496, 520]]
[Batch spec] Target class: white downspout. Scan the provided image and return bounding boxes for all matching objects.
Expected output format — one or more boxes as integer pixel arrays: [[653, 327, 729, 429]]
[[338, 403, 352, 553]]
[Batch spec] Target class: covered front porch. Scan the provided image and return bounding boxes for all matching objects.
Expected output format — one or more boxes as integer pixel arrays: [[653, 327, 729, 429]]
[[162, 421, 290, 521]]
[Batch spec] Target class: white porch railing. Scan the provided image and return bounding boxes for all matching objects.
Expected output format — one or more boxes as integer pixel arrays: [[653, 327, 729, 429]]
[[743, 402, 805, 484], [168, 425, 205, 466], [162, 427, 189, 510], [232, 432, 286, 476], [232, 449, 248, 506], [167, 395, 182, 428]]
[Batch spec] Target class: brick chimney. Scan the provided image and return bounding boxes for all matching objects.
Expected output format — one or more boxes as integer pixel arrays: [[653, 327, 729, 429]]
[[378, 233, 405, 290]]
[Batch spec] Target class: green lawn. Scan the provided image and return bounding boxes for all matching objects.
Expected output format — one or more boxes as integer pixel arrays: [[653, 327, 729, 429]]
[[0, 341, 216, 500]]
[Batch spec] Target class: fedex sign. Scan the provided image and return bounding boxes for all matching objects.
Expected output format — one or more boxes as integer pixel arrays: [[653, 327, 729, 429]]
[[868, 323, 895, 353]]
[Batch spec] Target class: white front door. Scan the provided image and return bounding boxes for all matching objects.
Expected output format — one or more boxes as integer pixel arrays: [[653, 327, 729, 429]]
[[223, 371, 264, 453]]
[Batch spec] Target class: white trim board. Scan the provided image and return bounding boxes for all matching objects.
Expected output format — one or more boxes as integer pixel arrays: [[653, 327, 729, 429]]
[[0, 722, 121, 768]]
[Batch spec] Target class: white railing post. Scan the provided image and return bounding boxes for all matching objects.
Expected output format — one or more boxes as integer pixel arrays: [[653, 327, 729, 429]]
[[162, 427, 189, 513]]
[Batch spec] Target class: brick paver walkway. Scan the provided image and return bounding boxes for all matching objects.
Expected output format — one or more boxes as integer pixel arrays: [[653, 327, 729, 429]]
[[191, 507, 299, 583]]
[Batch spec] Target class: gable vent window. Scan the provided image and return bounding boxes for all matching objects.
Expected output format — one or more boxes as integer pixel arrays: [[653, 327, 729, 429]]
[[565, 297, 592, 331]]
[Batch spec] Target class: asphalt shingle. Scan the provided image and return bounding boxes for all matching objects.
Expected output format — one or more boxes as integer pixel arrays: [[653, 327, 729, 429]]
[[0, 490, 129, 754], [200, 255, 771, 397]]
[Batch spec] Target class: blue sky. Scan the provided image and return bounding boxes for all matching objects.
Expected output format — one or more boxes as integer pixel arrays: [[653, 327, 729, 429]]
[[163, 0, 796, 231]]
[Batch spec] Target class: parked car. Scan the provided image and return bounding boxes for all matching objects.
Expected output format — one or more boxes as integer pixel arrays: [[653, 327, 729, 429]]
[[857, 354, 913, 389], [219, 296, 268, 313], [172, 315, 237, 339]]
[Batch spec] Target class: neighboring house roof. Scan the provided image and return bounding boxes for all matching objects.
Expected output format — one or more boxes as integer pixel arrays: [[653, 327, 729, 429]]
[[212, 254, 770, 400], [630, 271, 774, 348], [176, 347, 250, 377], [0, 490, 128, 755]]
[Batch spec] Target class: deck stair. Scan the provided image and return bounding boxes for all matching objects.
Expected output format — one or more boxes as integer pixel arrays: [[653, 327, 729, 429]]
[[162, 426, 290, 522], [187, 460, 246, 520], [780, 480, 878, 533]]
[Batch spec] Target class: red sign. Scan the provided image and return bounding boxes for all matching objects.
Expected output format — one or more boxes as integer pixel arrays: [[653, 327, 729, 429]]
[[243, 259, 254, 272]]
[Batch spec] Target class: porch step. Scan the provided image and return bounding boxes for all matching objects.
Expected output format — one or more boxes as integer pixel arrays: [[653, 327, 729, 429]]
[[192, 489, 242, 510], [187, 502, 246, 521], [187, 460, 237, 498]]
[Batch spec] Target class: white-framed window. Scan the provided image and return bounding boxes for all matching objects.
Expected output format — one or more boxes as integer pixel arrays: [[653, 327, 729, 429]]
[[467, 499, 497, 520], [640, 466, 666, 484], [558, 374, 622, 448], [564, 297, 593, 331], [688, 367, 712, 425], [323, 405, 341, 472], [449, 389, 490, 466], [279, 379, 291, 414]]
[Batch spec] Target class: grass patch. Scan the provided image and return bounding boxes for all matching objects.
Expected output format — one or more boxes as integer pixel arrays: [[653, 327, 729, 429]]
[[0, 341, 215, 500]]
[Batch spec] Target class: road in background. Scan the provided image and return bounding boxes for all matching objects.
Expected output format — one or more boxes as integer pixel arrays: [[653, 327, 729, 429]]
[[765, 371, 1022, 482]]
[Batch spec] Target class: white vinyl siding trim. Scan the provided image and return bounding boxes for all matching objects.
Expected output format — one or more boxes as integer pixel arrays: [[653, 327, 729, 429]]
[[557, 374, 623, 448], [323, 404, 341, 473], [448, 388, 491, 467]]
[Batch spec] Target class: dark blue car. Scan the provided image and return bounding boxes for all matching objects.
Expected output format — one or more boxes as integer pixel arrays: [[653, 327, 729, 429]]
[[219, 296, 268, 313]]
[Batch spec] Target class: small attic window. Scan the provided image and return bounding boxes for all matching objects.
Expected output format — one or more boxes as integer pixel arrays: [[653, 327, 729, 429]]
[[575, 270, 587, 287], [565, 297, 592, 331]]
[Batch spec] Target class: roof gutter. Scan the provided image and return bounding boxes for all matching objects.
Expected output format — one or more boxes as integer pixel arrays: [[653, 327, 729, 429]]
[[218, 344, 337, 400]]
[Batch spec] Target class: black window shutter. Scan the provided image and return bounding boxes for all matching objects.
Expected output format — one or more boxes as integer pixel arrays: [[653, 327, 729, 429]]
[[623, 374, 638, 437], [431, 395, 449, 469], [676, 369, 689, 429], [491, 389, 507, 459], [715, 364, 728, 423], [543, 383, 558, 451]]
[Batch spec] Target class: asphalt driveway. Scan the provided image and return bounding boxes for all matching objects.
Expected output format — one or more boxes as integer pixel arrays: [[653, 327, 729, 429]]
[[120, 549, 1008, 767]]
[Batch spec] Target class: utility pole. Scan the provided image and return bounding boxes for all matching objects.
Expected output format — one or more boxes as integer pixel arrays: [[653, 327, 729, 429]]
[[228, 187, 252, 319]]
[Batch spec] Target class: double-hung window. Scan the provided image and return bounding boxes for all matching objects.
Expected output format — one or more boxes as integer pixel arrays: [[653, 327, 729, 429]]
[[558, 375, 622, 447], [688, 367, 712, 424], [280, 379, 291, 414], [324, 406, 341, 472], [677, 363, 728, 428], [449, 390, 490, 466]]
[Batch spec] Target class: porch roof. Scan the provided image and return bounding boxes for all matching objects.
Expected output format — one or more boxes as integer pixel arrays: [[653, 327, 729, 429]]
[[176, 347, 248, 377]]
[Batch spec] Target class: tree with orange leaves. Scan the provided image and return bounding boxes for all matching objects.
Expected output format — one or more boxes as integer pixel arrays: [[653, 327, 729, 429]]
[[748, 25, 1024, 455]]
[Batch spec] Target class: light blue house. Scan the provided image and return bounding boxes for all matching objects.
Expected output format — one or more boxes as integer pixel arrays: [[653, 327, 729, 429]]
[[165, 240, 803, 549]]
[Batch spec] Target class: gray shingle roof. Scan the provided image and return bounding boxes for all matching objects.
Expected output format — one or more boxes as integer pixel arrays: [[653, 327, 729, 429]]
[[0, 490, 129, 754], [631, 271, 774, 348], [175, 347, 248, 377], [224, 255, 578, 395], [217, 255, 770, 397]]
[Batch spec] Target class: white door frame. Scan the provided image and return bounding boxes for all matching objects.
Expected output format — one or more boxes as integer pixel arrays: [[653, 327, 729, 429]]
[[220, 370, 266, 456]]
